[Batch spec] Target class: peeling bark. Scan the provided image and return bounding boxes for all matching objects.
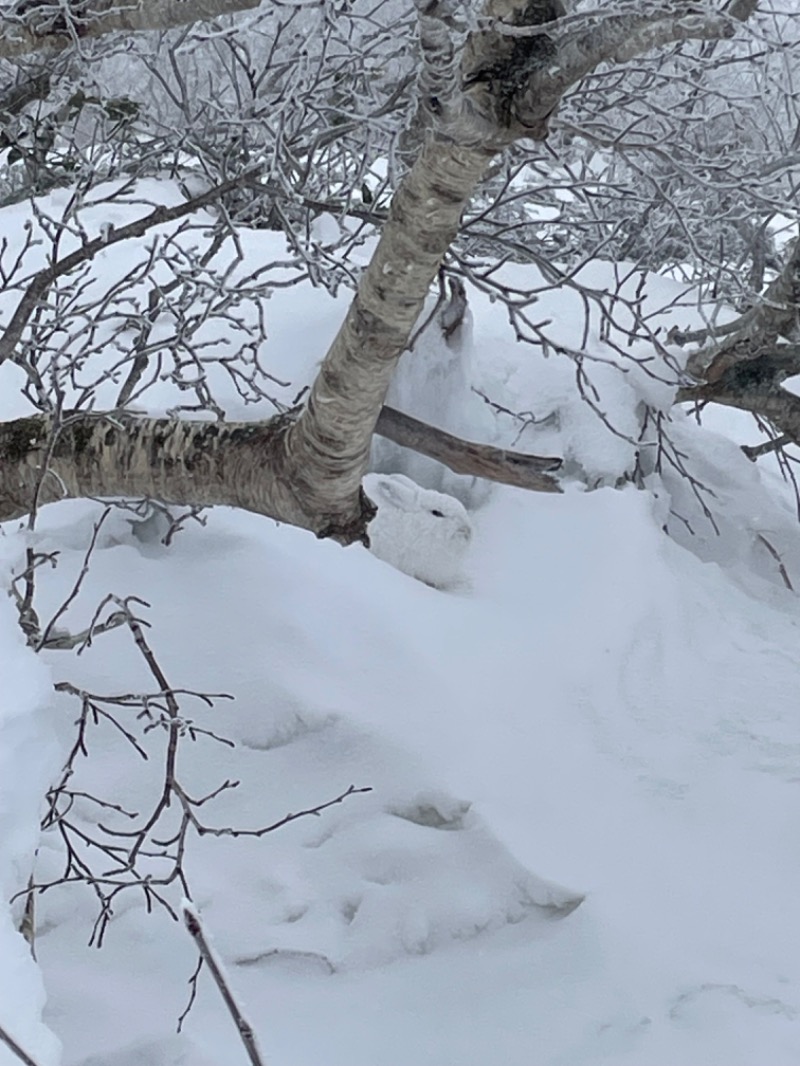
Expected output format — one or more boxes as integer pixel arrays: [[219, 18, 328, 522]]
[[0, 412, 352, 534], [0, 407, 562, 530], [286, 136, 495, 517]]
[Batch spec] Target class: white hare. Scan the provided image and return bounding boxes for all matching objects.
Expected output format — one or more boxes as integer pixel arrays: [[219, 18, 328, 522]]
[[363, 473, 473, 590]]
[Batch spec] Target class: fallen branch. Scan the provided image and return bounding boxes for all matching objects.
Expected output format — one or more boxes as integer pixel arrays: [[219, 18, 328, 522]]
[[376, 405, 563, 493]]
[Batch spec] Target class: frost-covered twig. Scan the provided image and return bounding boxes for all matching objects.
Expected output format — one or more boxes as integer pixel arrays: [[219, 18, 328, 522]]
[[14, 595, 371, 948], [0, 168, 263, 372], [182, 903, 266, 1066], [0, 1023, 42, 1066]]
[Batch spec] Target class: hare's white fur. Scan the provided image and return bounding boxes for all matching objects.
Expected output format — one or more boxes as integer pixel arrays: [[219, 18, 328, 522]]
[[363, 473, 473, 590]]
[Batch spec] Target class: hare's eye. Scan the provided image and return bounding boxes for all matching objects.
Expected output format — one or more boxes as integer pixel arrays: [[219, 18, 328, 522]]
[[431, 509, 445, 518]]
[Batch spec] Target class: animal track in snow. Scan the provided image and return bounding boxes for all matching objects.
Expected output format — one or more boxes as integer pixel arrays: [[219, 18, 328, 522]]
[[669, 982, 797, 1023]]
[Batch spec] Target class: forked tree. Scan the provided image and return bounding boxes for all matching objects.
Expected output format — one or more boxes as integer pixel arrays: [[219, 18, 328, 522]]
[[2, 0, 800, 1039], [1, 0, 798, 548]]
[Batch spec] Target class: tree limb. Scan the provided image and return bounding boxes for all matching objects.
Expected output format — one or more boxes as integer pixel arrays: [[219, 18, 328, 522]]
[[0, 0, 262, 61], [684, 384, 800, 446], [0, 168, 262, 370], [0, 407, 564, 527], [285, 135, 496, 517], [680, 240, 800, 384], [458, 2, 760, 143], [376, 406, 562, 493]]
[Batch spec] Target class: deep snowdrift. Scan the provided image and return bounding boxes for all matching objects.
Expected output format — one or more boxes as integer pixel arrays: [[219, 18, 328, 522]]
[[2, 188, 800, 1065]]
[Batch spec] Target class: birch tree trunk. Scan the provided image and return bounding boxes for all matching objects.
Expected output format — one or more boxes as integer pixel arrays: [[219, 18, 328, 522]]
[[284, 136, 495, 522]]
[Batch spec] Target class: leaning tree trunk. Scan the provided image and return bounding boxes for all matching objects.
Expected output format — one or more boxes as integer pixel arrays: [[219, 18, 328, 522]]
[[283, 136, 495, 525]]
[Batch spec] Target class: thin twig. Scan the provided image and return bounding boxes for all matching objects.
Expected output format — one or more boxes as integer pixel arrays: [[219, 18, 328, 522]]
[[0, 1023, 43, 1066], [182, 904, 266, 1066], [756, 533, 795, 591]]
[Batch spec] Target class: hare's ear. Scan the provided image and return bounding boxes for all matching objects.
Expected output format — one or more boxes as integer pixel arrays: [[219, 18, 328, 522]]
[[371, 475, 417, 510]]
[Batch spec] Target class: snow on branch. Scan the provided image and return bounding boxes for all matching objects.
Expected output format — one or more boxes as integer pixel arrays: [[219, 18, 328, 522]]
[[0, 168, 263, 372], [545, 2, 761, 100], [0, 0, 261, 60]]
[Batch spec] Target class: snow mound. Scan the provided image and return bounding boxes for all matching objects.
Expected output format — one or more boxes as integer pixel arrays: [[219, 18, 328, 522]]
[[0, 547, 61, 1066]]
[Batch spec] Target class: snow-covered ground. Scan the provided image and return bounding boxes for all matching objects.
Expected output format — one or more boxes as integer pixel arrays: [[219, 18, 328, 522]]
[[0, 566, 61, 1066], [3, 186, 800, 1066]]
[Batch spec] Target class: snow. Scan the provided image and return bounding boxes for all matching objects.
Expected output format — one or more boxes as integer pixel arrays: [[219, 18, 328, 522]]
[[0, 543, 61, 1066], [3, 183, 800, 1065]]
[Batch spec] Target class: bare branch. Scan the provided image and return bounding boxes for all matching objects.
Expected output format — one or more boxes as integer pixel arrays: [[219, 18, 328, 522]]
[[376, 406, 563, 493], [182, 904, 266, 1066], [0, 169, 262, 371], [0, 1023, 42, 1066], [0, 0, 262, 61]]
